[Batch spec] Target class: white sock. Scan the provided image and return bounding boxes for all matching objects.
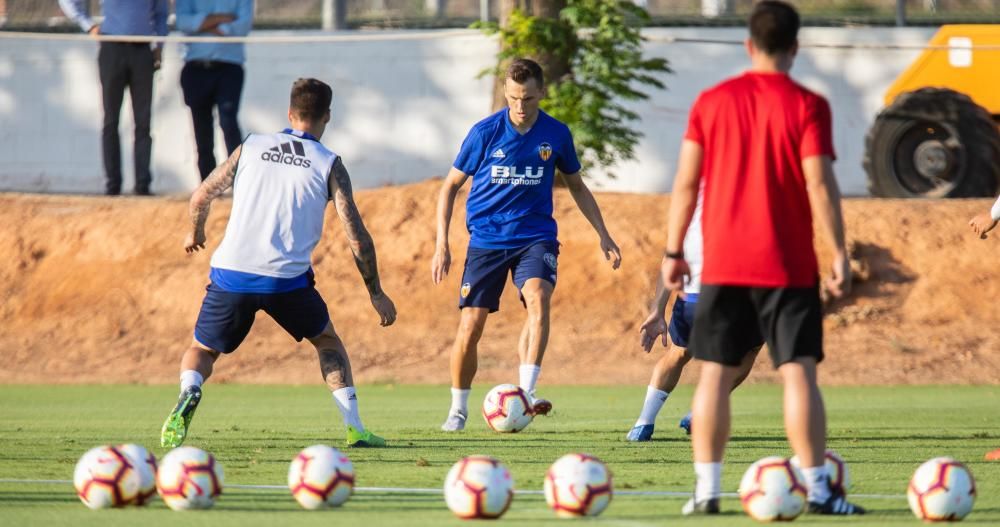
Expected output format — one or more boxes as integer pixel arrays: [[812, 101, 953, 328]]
[[332, 387, 364, 432], [179, 370, 204, 393], [635, 386, 669, 426], [694, 462, 722, 501], [802, 465, 831, 503], [519, 364, 542, 397], [450, 388, 470, 417]]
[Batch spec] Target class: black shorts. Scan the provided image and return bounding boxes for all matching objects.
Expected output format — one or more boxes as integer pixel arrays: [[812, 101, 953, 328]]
[[688, 284, 823, 367], [193, 282, 330, 354]]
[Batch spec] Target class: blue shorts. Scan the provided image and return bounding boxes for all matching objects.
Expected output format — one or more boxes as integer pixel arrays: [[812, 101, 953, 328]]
[[458, 240, 559, 312], [667, 293, 699, 348], [193, 282, 330, 354]]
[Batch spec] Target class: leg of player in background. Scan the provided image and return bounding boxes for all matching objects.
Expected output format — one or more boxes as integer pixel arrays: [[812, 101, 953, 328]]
[[518, 277, 553, 415], [677, 346, 762, 435], [160, 341, 218, 448], [781, 357, 864, 514], [683, 361, 740, 514], [441, 307, 490, 431], [308, 322, 384, 447], [627, 344, 690, 441]]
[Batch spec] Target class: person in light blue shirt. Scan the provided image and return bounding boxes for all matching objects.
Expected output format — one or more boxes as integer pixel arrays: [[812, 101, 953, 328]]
[[58, 0, 169, 195], [176, 0, 254, 181], [431, 58, 622, 432]]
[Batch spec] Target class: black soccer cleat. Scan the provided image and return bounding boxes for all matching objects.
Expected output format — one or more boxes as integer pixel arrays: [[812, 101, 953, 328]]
[[808, 493, 866, 515]]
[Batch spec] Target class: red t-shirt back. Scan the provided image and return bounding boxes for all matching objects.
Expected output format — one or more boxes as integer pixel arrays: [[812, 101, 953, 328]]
[[684, 71, 835, 287]]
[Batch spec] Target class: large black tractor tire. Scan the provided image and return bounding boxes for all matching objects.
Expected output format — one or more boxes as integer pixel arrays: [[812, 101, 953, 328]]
[[864, 87, 1000, 198]]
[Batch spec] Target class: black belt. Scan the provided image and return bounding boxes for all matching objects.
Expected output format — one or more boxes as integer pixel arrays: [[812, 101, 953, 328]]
[[188, 60, 236, 69]]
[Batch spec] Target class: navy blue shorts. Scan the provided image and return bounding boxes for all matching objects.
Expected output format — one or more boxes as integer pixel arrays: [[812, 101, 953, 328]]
[[667, 293, 699, 348], [458, 240, 559, 312], [193, 282, 330, 353]]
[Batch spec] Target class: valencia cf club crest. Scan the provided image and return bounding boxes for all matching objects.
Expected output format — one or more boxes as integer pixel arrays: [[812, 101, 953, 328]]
[[461, 282, 471, 298], [538, 143, 553, 162]]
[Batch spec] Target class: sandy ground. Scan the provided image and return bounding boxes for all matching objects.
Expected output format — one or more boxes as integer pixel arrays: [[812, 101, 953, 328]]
[[2, 181, 998, 386]]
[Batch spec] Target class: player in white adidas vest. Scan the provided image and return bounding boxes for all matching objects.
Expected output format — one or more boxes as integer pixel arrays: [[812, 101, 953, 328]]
[[160, 78, 397, 449], [627, 195, 761, 441]]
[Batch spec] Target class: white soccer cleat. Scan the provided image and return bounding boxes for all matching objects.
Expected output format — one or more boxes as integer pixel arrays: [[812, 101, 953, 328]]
[[441, 411, 467, 432]]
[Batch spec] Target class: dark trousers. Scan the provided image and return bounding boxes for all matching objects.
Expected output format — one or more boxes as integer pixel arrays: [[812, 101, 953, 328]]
[[98, 42, 154, 195], [180, 61, 244, 180]]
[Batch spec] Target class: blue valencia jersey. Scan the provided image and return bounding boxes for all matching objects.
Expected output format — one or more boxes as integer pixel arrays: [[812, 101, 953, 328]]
[[454, 109, 581, 249]]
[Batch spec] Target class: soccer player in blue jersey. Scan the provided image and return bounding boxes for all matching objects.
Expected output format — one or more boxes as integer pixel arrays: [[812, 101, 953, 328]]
[[432, 58, 622, 431]]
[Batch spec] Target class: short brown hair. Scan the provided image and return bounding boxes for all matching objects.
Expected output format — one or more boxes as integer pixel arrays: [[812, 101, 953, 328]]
[[289, 78, 332, 121], [749, 0, 800, 55], [505, 58, 544, 87]]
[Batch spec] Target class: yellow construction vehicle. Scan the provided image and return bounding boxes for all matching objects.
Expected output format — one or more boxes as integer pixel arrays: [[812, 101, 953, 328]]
[[865, 25, 1000, 198]]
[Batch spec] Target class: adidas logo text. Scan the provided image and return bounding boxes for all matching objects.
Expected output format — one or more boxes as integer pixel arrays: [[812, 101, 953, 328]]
[[261, 140, 312, 168], [491, 148, 505, 159]]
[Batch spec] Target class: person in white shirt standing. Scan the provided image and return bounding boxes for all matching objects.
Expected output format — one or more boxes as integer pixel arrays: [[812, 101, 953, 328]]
[[160, 78, 396, 449], [628, 197, 760, 442]]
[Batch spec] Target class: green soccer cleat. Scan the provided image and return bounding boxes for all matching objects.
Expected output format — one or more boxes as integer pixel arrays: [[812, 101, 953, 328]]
[[346, 426, 386, 448], [160, 385, 202, 448]]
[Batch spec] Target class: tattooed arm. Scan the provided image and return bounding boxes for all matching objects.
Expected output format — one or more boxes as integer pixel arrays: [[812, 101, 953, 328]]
[[185, 146, 241, 253], [327, 157, 396, 326]]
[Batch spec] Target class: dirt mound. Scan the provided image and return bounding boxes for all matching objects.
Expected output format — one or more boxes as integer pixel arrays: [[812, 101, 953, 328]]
[[1, 182, 998, 385]]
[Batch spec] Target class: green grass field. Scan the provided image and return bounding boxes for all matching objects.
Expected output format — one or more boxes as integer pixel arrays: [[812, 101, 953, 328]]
[[1, 384, 998, 526]]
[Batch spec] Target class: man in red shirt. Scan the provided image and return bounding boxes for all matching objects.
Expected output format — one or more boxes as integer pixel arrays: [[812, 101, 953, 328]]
[[660, 1, 864, 516]]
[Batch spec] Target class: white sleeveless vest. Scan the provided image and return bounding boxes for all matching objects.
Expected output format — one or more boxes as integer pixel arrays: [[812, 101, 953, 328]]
[[210, 131, 338, 278]]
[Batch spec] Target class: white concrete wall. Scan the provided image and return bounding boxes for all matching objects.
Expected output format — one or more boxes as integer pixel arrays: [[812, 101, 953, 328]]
[[0, 27, 936, 195]]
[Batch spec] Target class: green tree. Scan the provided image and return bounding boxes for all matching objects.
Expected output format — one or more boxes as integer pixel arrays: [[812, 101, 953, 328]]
[[478, 0, 670, 177]]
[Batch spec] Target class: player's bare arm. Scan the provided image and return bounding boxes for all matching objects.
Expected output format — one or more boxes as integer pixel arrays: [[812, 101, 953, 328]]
[[661, 140, 702, 291], [803, 155, 851, 298], [328, 157, 397, 326], [639, 277, 673, 352], [185, 146, 241, 253], [431, 167, 470, 284], [561, 171, 622, 270], [969, 195, 1000, 239]]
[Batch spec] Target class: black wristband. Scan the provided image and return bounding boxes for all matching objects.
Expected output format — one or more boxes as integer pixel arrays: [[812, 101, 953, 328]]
[[664, 250, 684, 259]]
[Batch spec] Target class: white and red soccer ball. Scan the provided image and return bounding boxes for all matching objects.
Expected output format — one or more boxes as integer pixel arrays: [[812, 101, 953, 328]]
[[908, 457, 976, 521], [74, 445, 142, 509], [443, 455, 514, 519], [116, 443, 158, 506], [544, 453, 613, 517], [739, 456, 808, 522], [156, 446, 224, 510], [790, 449, 851, 496], [288, 445, 355, 509], [482, 384, 533, 433]]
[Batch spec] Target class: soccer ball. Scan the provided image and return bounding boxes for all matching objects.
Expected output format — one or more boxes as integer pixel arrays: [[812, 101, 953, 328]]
[[789, 449, 851, 495], [288, 445, 355, 509], [117, 443, 158, 506], [443, 455, 514, 519], [739, 456, 808, 522], [907, 457, 976, 521], [544, 453, 613, 517], [156, 446, 224, 510], [482, 384, 533, 433], [73, 445, 142, 509]]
